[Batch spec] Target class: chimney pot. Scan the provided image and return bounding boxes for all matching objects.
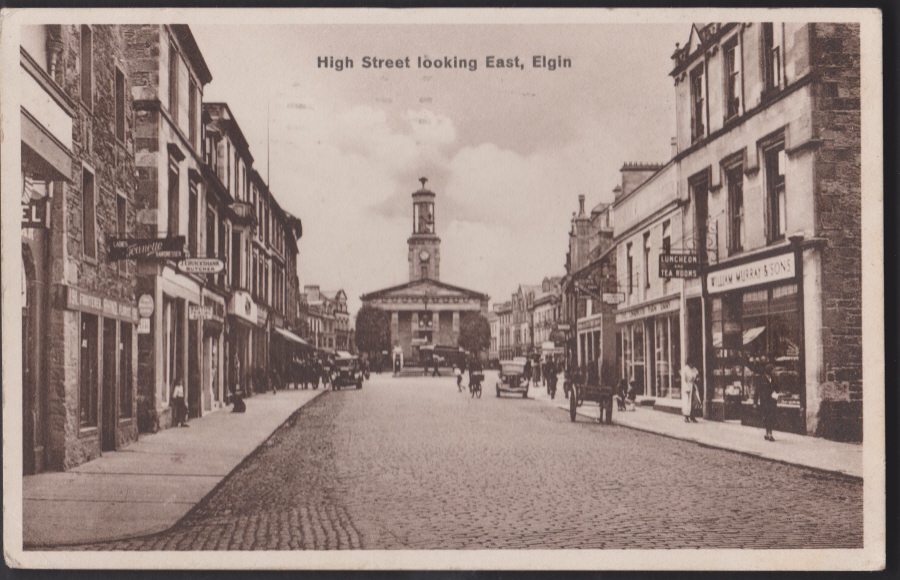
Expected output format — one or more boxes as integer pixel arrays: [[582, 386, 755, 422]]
[[578, 195, 585, 214]]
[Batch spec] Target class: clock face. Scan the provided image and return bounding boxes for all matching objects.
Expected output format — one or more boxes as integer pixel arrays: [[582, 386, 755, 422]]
[[419, 250, 430, 262]]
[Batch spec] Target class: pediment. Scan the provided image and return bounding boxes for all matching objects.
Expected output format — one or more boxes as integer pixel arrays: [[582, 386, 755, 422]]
[[361, 278, 489, 303]]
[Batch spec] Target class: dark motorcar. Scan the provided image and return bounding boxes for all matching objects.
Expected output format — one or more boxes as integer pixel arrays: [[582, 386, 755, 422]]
[[333, 352, 363, 390]]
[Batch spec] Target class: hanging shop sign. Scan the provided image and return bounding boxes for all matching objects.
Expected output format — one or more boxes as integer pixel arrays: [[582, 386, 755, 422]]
[[22, 198, 48, 228], [177, 258, 225, 274], [659, 253, 700, 278], [108, 236, 186, 261], [707, 252, 795, 294], [188, 304, 215, 320], [138, 294, 154, 318]]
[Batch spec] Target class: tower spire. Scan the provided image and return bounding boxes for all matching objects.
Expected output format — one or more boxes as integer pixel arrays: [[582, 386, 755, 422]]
[[419, 177, 428, 189]]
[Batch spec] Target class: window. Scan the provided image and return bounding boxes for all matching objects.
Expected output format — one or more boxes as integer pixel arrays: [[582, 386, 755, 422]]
[[764, 144, 786, 242], [119, 322, 133, 418], [188, 180, 198, 256], [626, 243, 634, 295], [206, 205, 216, 262], [690, 65, 705, 142], [79, 313, 98, 427], [643, 232, 651, 289], [116, 193, 127, 273], [82, 167, 96, 259], [724, 41, 741, 119], [691, 175, 709, 264], [189, 79, 198, 148], [80, 26, 92, 107], [726, 165, 745, 253], [762, 23, 782, 92], [662, 220, 671, 254], [167, 160, 179, 237], [115, 66, 126, 141], [168, 44, 178, 121], [231, 231, 241, 288]]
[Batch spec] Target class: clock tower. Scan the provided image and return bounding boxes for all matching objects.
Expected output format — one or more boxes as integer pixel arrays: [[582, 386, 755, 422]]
[[408, 177, 441, 282]]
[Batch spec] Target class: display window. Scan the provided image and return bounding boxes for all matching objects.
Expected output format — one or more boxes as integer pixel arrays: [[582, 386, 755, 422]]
[[711, 283, 802, 415]]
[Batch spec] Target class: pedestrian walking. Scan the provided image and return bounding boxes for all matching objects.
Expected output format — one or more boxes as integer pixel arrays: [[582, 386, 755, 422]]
[[454, 364, 463, 392], [681, 363, 700, 422], [172, 381, 188, 427], [523, 358, 532, 387], [754, 363, 780, 441]]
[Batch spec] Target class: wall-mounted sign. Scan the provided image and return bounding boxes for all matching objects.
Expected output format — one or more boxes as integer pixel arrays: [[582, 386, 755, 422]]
[[188, 304, 215, 320], [616, 296, 680, 324], [177, 258, 225, 274], [108, 236, 185, 261], [707, 252, 795, 294], [22, 199, 48, 228], [602, 292, 625, 304], [137, 317, 151, 334], [659, 253, 700, 278], [136, 209, 158, 225], [138, 294, 154, 318], [59, 285, 138, 323]]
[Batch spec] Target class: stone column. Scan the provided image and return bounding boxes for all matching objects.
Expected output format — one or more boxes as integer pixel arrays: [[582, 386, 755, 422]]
[[803, 247, 824, 436], [391, 311, 399, 337], [433, 311, 440, 334], [452, 311, 460, 332]]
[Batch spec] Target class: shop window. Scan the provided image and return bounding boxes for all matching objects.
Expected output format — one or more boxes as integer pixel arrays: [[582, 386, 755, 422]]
[[82, 167, 96, 260], [632, 323, 645, 395], [115, 66, 126, 141], [726, 165, 745, 254], [80, 26, 92, 108], [764, 145, 786, 243], [79, 313, 98, 428], [654, 317, 670, 398], [724, 40, 741, 119], [690, 64, 705, 143], [119, 322, 133, 418], [167, 160, 179, 237]]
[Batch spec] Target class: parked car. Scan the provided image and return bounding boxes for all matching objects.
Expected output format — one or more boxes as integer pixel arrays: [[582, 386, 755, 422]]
[[332, 352, 363, 390], [496, 357, 529, 398]]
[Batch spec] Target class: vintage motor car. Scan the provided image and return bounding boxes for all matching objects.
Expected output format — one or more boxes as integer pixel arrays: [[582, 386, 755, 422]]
[[332, 351, 364, 390], [496, 357, 529, 398]]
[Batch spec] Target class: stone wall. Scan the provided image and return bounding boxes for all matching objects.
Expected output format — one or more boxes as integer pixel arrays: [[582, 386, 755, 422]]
[[810, 23, 862, 404]]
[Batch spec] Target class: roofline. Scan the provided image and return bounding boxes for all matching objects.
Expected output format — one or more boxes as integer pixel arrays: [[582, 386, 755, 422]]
[[360, 278, 489, 302], [203, 102, 254, 162], [612, 158, 676, 210], [169, 25, 213, 86]]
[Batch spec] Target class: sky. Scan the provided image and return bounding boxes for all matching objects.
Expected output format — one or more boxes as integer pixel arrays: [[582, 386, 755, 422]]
[[192, 23, 687, 315]]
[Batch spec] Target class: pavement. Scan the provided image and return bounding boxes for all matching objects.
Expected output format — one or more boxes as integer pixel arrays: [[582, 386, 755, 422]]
[[526, 373, 863, 479], [22, 388, 323, 548]]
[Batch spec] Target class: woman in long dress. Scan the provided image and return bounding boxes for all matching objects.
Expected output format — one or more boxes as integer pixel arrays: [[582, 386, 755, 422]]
[[681, 364, 700, 423]]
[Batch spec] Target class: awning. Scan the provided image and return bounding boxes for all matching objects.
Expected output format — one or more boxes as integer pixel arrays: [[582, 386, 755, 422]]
[[274, 327, 311, 347]]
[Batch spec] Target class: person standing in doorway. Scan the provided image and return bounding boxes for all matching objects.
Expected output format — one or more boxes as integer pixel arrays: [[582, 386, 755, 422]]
[[172, 380, 188, 427], [681, 363, 700, 423], [232, 353, 242, 397], [754, 363, 780, 441]]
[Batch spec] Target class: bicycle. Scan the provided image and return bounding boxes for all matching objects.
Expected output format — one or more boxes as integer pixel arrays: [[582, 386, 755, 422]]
[[469, 378, 482, 398]]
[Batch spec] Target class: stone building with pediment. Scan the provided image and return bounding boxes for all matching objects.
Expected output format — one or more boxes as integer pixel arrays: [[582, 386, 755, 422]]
[[360, 179, 489, 365]]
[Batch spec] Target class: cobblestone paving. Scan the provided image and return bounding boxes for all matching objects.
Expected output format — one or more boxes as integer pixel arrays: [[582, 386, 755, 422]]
[[83, 374, 862, 550]]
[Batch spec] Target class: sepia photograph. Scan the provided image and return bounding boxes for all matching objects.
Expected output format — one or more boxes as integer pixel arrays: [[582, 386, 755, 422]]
[[1, 7, 884, 570]]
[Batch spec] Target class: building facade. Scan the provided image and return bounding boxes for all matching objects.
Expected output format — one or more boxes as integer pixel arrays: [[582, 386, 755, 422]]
[[667, 22, 861, 439], [21, 25, 141, 472], [496, 301, 513, 361], [614, 161, 686, 406], [361, 179, 489, 366]]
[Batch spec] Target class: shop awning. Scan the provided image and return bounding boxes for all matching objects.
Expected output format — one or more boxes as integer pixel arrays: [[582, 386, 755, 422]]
[[274, 327, 311, 347]]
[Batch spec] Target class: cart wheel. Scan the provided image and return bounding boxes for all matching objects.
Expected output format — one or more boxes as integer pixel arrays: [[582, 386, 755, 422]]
[[476, 385, 482, 398], [569, 387, 577, 422]]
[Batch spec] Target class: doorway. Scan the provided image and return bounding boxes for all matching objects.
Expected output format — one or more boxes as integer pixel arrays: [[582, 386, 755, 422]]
[[188, 319, 201, 418], [102, 318, 117, 452]]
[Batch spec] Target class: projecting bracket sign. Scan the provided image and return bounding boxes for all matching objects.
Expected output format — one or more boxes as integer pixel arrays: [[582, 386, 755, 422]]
[[659, 252, 700, 278], [108, 236, 186, 261]]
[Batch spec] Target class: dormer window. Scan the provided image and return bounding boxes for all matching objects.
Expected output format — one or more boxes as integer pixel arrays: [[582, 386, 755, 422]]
[[690, 64, 705, 143]]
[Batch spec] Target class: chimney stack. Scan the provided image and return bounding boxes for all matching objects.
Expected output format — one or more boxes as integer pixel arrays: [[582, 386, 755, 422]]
[[578, 194, 585, 215]]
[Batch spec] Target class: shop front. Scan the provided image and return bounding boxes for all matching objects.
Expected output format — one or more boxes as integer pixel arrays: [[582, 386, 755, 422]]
[[705, 250, 805, 434], [227, 290, 257, 398], [617, 295, 681, 400]]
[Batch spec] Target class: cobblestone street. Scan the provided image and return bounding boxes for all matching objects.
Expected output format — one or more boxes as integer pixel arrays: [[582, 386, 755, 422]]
[[85, 373, 863, 550]]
